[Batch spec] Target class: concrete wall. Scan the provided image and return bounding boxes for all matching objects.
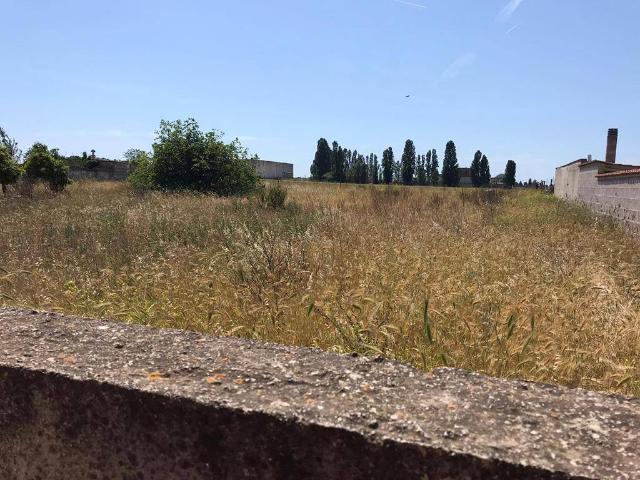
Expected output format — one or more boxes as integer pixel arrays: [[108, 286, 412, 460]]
[[69, 160, 130, 181], [251, 160, 293, 179], [1, 307, 639, 480], [555, 161, 640, 233], [554, 161, 585, 200]]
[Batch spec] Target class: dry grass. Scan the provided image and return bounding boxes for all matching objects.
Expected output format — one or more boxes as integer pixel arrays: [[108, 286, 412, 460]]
[[1, 180, 639, 395]]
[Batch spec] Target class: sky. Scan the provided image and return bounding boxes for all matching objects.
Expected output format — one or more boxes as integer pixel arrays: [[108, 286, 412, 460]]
[[2, 0, 640, 182]]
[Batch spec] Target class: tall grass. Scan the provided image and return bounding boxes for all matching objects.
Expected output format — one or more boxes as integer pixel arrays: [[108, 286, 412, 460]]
[[1, 180, 639, 395]]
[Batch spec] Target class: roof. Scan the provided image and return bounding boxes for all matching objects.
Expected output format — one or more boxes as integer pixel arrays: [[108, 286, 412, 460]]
[[597, 167, 640, 178], [556, 159, 589, 169], [578, 160, 638, 170]]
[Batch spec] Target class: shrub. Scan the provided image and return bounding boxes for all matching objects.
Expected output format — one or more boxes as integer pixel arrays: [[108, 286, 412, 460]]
[[257, 183, 288, 209], [23, 143, 70, 193], [141, 118, 260, 196], [0, 145, 22, 195], [125, 149, 155, 191]]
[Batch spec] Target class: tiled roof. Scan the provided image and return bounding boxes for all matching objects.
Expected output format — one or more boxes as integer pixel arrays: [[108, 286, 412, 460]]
[[597, 167, 640, 178]]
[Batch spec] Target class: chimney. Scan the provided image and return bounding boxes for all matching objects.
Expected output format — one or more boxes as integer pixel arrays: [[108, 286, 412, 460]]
[[588, 154, 592, 162], [606, 128, 618, 163]]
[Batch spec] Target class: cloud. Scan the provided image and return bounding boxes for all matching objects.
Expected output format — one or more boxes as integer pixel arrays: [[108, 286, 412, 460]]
[[391, 0, 427, 9], [440, 53, 477, 81], [497, 0, 524, 22], [505, 24, 520, 35]]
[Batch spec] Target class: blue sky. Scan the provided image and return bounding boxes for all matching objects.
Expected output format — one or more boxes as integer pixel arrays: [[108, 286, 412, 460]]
[[2, 0, 640, 182]]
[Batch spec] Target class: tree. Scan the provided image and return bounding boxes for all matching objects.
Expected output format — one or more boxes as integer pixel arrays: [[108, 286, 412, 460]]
[[0, 145, 22, 195], [479, 155, 491, 186], [353, 154, 368, 183], [441, 141, 460, 187], [125, 149, 154, 190], [429, 149, 439, 186], [425, 151, 432, 185], [400, 139, 416, 185], [150, 118, 259, 195], [23, 143, 70, 192], [311, 138, 332, 180], [504, 160, 517, 188], [470, 150, 482, 187], [416, 154, 427, 185], [332, 145, 347, 182], [0, 126, 22, 161], [382, 147, 394, 184], [372, 154, 379, 184]]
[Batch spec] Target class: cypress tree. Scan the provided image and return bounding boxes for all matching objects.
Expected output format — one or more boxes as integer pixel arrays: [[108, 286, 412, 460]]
[[470, 150, 482, 187], [416, 154, 427, 185], [311, 138, 332, 180], [372, 154, 380, 184], [425, 151, 432, 185], [333, 146, 346, 182], [382, 147, 394, 184], [401, 139, 416, 185], [504, 160, 517, 188], [442, 141, 460, 187], [429, 149, 439, 186], [479, 155, 491, 186]]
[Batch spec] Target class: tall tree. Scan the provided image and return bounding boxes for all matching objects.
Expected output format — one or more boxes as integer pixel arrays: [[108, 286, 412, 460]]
[[479, 154, 491, 186], [442, 141, 460, 187], [416, 154, 427, 185], [425, 151, 432, 185], [381, 147, 394, 184], [429, 149, 439, 186], [470, 150, 482, 187], [504, 160, 517, 188], [400, 139, 416, 185], [373, 154, 379, 184], [333, 145, 346, 182], [310, 138, 332, 180]]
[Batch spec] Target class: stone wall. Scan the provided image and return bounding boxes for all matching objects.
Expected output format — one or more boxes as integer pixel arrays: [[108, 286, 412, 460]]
[[1, 308, 639, 479]]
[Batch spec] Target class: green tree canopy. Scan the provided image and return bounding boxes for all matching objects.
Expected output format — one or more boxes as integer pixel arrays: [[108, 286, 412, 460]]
[[442, 141, 460, 187], [0, 145, 22, 195], [416, 154, 427, 186], [400, 139, 416, 185], [311, 138, 332, 180], [382, 147, 394, 184], [470, 150, 482, 187], [429, 149, 439, 186], [504, 160, 517, 188], [23, 143, 70, 192], [479, 154, 491, 186], [148, 119, 259, 195]]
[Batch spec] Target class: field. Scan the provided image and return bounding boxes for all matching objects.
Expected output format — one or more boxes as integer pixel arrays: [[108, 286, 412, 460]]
[[1, 180, 639, 396]]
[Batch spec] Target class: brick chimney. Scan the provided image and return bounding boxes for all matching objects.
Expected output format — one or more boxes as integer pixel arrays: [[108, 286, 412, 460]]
[[606, 128, 618, 164]]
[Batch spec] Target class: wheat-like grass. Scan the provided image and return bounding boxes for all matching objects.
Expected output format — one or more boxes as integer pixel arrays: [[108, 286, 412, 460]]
[[1, 180, 638, 395]]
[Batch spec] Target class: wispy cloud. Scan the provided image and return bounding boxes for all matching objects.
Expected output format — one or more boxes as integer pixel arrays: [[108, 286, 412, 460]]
[[497, 0, 524, 22], [505, 24, 520, 35], [391, 0, 427, 9], [440, 53, 477, 81]]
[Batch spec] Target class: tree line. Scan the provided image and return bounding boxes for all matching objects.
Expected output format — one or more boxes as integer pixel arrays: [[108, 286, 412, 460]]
[[311, 138, 517, 188], [0, 120, 262, 196]]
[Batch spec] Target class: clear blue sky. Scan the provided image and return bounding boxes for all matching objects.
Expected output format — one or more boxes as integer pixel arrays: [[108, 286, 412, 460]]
[[2, 0, 640, 182]]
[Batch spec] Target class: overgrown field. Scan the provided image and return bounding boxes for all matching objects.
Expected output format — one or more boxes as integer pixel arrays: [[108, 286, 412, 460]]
[[1, 181, 639, 395]]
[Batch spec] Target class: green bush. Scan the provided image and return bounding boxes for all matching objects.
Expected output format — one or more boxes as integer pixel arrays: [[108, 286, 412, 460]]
[[136, 118, 260, 196], [0, 145, 22, 195], [125, 149, 155, 191], [23, 143, 70, 193], [257, 183, 288, 209]]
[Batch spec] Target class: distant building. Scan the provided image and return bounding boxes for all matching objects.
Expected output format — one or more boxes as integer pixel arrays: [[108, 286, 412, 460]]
[[554, 128, 640, 233], [490, 174, 505, 187], [250, 159, 293, 180], [458, 167, 472, 186]]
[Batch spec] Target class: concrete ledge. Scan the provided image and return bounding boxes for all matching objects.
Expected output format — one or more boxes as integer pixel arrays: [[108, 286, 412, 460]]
[[1, 308, 639, 479]]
